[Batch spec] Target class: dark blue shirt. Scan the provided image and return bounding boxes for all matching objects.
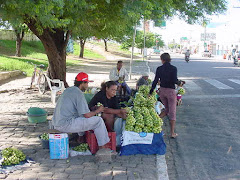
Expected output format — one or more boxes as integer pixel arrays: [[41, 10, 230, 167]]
[[150, 62, 180, 94]]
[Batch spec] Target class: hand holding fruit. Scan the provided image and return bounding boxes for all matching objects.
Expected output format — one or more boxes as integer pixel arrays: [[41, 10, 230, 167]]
[[96, 105, 104, 113], [118, 77, 124, 83], [120, 109, 127, 119]]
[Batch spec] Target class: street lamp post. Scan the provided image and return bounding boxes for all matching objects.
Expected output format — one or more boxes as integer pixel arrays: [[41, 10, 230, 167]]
[[143, 18, 146, 61], [129, 23, 137, 80]]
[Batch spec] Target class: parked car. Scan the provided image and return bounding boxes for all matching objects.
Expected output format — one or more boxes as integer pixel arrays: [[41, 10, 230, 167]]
[[202, 50, 212, 57]]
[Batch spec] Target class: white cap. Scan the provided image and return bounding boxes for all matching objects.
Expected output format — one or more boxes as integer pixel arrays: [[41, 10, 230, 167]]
[[142, 72, 149, 76]]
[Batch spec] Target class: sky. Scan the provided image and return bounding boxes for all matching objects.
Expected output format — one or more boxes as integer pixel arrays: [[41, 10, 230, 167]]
[[151, 0, 240, 45]]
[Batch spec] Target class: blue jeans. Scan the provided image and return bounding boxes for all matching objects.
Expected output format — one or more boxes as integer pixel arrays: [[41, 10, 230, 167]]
[[116, 81, 131, 95]]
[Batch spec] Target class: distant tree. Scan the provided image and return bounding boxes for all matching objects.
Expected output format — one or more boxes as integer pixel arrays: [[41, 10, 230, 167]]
[[120, 30, 164, 53], [155, 35, 164, 48], [13, 24, 28, 57], [0, 20, 28, 57]]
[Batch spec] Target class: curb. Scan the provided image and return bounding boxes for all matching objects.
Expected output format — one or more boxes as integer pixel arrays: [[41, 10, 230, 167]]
[[0, 70, 23, 82], [157, 155, 169, 180]]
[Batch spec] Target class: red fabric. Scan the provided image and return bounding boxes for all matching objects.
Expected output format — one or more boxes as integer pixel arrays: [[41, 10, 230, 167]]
[[76, 72, 93, 82]]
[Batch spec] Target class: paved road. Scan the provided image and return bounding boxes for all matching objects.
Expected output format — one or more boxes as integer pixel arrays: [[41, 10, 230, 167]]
[[148, 54, 240, 180]]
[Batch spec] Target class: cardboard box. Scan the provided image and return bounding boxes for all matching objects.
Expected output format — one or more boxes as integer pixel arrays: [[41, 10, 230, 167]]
[[49, 133, 69, 159]]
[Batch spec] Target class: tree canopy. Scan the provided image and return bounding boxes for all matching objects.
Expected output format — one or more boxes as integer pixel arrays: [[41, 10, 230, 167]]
[[0, 0, 227, 85]]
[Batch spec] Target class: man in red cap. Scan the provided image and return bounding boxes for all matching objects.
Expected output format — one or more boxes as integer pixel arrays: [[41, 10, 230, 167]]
[[52, 72, 110, 150]]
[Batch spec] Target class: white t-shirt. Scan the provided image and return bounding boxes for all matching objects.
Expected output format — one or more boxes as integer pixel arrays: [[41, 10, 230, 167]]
[[109, 67, 129, 81], [52, 86, 90, 127]]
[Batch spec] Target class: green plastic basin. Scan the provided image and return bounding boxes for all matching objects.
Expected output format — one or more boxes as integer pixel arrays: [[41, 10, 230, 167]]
[[27, 107, 47, 123], [84, 93, 94, 104]]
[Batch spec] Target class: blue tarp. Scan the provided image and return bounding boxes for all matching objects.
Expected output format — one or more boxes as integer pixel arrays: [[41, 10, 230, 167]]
[[120, 132, 166, 156]]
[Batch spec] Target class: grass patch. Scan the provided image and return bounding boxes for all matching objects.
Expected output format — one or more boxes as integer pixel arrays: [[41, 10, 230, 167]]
[[0, 55, 48, 76], [0, 54, 82, 76], [73, 42, 105, 59], [0, 39, 109, 75], [0, 40, 46, 59], [88, 40, 140, 57]]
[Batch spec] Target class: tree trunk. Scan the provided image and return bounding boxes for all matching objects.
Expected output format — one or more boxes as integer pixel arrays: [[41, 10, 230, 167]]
[[79, 39, 86, 58], [103, 39, 108, 52], [26, 20, 70, 87], [15, 30, 24, 57]]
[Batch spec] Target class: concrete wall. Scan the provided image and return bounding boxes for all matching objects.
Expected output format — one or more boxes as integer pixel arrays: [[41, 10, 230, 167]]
[[0, 70, 23, 82], [0, 30, 39, 41]]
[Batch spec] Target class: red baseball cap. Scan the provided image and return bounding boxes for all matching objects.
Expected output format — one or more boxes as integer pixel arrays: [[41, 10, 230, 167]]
[[75, 72, 93, 82]]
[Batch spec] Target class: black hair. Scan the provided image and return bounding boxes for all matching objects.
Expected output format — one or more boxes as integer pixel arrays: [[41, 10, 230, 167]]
[[74, 80, 86, 87], [101, 81, 117, 91], [160, 53, 171, 62], [117, 60, 123, 64]]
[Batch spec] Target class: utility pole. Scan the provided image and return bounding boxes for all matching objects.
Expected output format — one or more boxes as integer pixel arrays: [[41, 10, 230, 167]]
[[129, 23, 137, 80], [143, 18, 146, 61]]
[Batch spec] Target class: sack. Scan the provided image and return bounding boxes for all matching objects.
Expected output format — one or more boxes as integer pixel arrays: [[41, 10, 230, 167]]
[[120, 131, 166, 156], [155, 101, 165, 115]]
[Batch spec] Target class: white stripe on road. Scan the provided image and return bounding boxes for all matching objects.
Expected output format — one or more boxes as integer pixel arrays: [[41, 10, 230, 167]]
[[182, 94, 240, 99], [184, 80, 202, 91], [228, 79, 240, 85], [204, 79, 233, 89], [157, 155, 169, 180]]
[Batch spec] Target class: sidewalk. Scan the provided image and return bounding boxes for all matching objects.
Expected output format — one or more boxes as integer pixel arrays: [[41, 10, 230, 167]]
[[0, 50, 167, 179]]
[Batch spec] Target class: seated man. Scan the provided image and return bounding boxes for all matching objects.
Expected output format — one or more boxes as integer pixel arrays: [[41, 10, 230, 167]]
[[109, 60, 131, 96], [88, 81, 127, 132], [136, 72, 150, 90], [52, 72, 110, 151]]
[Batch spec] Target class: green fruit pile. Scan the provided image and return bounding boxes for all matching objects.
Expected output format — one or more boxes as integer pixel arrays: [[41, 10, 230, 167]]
[[97, 102, 103, 107], [125, 85, 163, 134], [1, 147, 26, 166], [72, 143, 89, 152], [40, 133, 49, 140], [147, 79, 152, 85], [178, 87, 185, 95]]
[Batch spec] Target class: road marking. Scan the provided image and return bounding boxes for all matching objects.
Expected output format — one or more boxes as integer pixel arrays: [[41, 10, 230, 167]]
[[204, 79, 233, 89], [184, 80, 202, 91], [157, 155, 169, 180], [228, 79, 240, 85], [183, 94, 240, 99]]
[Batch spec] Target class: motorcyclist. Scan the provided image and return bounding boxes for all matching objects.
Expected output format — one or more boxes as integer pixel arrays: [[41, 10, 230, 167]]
[[185, 49, 190, 61]]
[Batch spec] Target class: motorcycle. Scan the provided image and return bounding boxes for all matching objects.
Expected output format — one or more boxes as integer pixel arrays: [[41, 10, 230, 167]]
[[185, 55, 190, 62], [233, 55, 240, 67]]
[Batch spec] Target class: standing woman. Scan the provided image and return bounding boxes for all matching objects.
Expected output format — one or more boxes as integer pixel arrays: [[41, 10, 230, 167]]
[[149, 53, 185, 138]]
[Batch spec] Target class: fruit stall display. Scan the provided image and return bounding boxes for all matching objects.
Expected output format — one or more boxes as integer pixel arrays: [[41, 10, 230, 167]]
[[125, 85, 163, 133]]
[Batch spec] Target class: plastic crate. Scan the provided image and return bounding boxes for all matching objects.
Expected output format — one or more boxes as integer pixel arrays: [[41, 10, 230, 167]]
[[85, 131, 116, 154]]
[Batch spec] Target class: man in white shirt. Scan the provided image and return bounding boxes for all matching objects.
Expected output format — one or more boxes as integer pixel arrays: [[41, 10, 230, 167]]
[[109, 61, 131, 96]]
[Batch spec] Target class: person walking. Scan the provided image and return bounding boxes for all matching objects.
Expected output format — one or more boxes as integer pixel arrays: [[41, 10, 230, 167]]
[[149, 53, 185, 138], [228, 50, 232, 60]]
